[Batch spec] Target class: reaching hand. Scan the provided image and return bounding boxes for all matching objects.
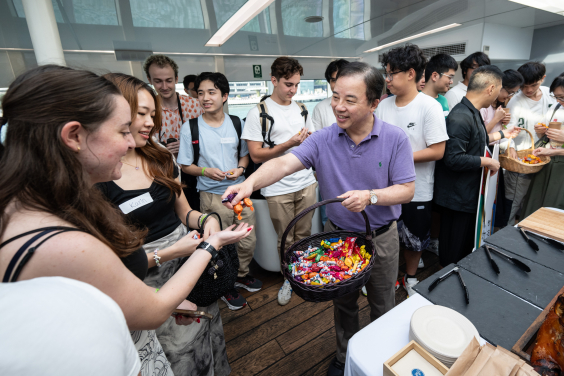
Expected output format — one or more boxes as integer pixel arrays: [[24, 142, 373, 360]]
[[509, 147, 518, 160], [206, 223, 253, 249], [221, 182, 253, 210], [533, 147, 556, 157], [173, 230, 204, 257], [502, 127, 521, 140], [338, 190, 370, 212]]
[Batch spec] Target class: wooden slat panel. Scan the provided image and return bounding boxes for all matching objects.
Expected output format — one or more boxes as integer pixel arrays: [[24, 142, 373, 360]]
[[223, 294, 304, 342], [220, 304, 251, 325], [229, 339, 285, 376], [246, 281, 284, 310], [227, 299, 332, 361], [258, 327, 337, 376]]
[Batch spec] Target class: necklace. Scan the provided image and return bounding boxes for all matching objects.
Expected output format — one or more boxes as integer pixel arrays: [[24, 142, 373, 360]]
[[121, 156, 139, 170]]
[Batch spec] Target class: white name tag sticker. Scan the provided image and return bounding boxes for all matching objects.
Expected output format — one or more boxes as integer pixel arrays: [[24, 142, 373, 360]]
[[221, 137, 236, 144], [119, 192, 153, 214], [417, 206, 425, 210]]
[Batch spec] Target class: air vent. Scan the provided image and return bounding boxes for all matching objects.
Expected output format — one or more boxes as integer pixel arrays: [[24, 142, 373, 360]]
[[304, 16, 323, 23], [378, 43, 467, 62]]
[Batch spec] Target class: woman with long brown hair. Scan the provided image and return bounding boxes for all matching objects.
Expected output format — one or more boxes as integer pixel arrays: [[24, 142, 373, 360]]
[[98, 73, 234, 376], [0, 66, 252, 376]]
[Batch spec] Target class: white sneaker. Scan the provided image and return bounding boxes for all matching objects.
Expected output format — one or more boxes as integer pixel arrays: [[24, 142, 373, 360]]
[[427, 239, 439, 256], [402, 275, 419, 297], [361, 286, 367, 296], [278, 279, 293, 306], [418, 258, 425, 268]]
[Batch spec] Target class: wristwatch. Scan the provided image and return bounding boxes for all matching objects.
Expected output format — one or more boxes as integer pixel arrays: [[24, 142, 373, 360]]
[[237, 165, 246, 173], [369, 189, 378, 205], [197, 241, 219, 261]]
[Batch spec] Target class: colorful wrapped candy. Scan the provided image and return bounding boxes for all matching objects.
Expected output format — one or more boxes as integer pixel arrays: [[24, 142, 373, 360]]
[[289, 236, 370, 287]]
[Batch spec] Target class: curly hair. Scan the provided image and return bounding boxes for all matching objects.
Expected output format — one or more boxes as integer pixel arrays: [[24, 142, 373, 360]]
[[271, 57, 303, 80], [143, 54, 179, 79], [381, 44, 427, 82]]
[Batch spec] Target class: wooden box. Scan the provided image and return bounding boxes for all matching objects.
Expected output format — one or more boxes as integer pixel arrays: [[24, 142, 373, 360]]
[[384, 340, 449, 376], [512, 285, 564, 360]]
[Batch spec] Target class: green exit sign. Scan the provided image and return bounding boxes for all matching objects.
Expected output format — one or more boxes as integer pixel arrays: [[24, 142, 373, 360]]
[[253, 65, 262, 78]]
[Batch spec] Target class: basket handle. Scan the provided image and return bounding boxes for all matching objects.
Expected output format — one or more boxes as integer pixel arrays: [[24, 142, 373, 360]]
[[502, 128, 535, 156], [279, 198, 372, 256]]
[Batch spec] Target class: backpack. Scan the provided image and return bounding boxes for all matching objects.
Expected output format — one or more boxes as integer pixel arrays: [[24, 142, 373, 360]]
[[183, 115, 242, 192], [188, 115, 242, 166], [257, 98, 309, 148]]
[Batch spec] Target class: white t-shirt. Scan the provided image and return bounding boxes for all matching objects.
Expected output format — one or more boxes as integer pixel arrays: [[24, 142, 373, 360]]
[[0, 277, 140, 376], [311, 97, 336, 131], [444, 81, 468, 111], [375, 93, 448, 202], [506, 86, 557, 151], [242, 97, 316, 197]]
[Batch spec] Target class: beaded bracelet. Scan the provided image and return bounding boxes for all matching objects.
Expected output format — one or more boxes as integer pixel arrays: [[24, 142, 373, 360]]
[[154, 249, 162, 268]]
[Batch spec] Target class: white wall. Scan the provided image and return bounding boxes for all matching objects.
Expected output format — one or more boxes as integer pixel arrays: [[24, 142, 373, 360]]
[[530, 24, 564, 85], [481, 23, 533, 61]]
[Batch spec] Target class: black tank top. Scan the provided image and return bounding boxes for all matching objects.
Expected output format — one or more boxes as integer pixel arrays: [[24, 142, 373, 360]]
[[0, 226, 147, 282]]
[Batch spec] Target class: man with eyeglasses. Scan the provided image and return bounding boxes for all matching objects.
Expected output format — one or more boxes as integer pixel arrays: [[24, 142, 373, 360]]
[[422, 53, 459, 118], [376, 44, 448, 297], [504, 62, 557, 225], [444, 52, 491, 111], [312, 59, 349, 131]]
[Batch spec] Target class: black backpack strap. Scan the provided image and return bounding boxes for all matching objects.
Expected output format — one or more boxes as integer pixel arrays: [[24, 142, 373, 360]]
[[229, 115, 242, 160], [257, 102, 276, 149], [295, 101, 309, 123], [189, 118, 200, 166]]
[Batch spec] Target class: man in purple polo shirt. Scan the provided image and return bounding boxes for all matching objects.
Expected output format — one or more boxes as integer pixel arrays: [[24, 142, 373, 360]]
[[222, 62, 415, 376]]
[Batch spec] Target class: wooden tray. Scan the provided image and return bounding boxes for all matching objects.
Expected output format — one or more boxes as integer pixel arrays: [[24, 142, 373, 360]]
[[511, 285, 564, 360], [518, 207, 564, 244], [384, 340, 449, 376]]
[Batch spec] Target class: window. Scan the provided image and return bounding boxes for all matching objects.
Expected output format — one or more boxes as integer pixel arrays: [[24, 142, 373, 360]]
[[12, 0, 118, 25], [70, 0, 118, 25], [213, 0, 271, 34], [130, 0, 205, 29], [334, 0, 365, 39], [226, 79, 329, 118], [281, 0, 323, 38], [12, 0, 65, 23]]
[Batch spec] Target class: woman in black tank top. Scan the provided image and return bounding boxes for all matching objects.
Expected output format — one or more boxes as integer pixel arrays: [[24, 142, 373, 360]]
[[0, 66, 252, 375]]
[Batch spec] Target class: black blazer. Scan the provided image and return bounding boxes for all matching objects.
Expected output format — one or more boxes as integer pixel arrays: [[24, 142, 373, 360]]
[[434, 97, 489, 213]]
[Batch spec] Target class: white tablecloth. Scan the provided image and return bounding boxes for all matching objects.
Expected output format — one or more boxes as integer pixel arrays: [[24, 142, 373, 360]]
[[344, 294, 433, 376]]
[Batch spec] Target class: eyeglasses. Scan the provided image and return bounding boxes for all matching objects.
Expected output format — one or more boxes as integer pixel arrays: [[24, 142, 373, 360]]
[[384, 70, 407, 81], [550, 94, 564, 101], [503, 88, 520, 98], [440, 73, 455, 80]]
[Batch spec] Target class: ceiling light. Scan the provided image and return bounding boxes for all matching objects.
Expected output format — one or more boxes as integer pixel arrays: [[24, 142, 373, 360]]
[[363, 23, 462, 53], [205, 0, 276, 47], [305, 16, 324, 23], [509, 0, 564, 16]]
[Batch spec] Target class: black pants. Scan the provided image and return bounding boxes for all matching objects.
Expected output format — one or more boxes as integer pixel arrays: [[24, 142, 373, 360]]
[[437, 205, 476, 267]]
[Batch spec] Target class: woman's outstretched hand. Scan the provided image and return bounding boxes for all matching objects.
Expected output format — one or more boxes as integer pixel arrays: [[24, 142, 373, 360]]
[[206, 223, 253, 250]]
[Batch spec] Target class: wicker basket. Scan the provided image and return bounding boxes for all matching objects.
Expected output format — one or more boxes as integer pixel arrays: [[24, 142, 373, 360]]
[[499, 128, 550, 174], [281, 198, 375, 303]]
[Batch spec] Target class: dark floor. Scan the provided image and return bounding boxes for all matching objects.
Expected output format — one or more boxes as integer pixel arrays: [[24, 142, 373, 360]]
[[219, 249, 441, 376]]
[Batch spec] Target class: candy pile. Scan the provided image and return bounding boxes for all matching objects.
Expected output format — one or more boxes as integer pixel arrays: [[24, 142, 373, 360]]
[[288, 237, 371, 286], [518, 154, 542, 164]]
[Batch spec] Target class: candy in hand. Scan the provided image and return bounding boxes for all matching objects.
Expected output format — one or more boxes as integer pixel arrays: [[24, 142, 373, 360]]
[[221, 193, 237, 203]]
